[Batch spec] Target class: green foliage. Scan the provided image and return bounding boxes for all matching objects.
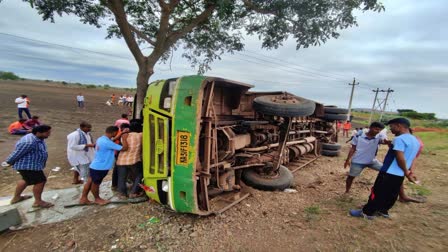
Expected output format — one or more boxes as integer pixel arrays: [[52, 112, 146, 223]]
[[61, 81, 68, 85], [19, 0, 384, 74], [399, 112, 435, 120], [103, 84, 111, 89], [0, 71, 20, 80], [85, 84, 97, 89], [397, 109, 416, 114]]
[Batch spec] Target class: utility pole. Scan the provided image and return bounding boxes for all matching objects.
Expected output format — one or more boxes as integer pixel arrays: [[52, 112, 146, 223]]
[[379, 88, 394, 121], [368, 88, 380, 124], [347, 78, 359, 121]]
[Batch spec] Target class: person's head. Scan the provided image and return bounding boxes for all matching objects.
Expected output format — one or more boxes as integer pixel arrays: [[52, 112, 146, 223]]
[[386, 118, 411, 136], [79, 121, 92, 133], [129, 121, 142, 133], [21, 94, 27, 98], [79, 92, 82, 95], [105, 126, 119, 138], [368, 122, 385, 136], [121, 113, 128, 119], [32, 125, 52, 139], [31, 116, 39, 121], [346, 120, 350, 123], [18, 118, 27, 123], [120, 123, 130, 131]]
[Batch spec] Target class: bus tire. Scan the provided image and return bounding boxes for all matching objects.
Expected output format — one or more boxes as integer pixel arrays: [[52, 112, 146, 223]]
[[321, 149, 340, 157], [253, 95, 316, 117], [324, 107, 348, 114], [320, 113, 348, 121], [242, 165, 293, 191], [321, 143, 341, 151]]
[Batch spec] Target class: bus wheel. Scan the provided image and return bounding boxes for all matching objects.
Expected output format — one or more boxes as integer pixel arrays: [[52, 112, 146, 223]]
[[242, 165, 293, 191], [253, 94, 315, 117]]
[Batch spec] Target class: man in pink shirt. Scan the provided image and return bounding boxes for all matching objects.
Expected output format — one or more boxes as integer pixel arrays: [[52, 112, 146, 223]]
[[114, 114, 130, 128]]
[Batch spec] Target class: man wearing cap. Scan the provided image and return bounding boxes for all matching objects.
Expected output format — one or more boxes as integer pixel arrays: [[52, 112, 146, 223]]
[[349, 118, 420, 219]]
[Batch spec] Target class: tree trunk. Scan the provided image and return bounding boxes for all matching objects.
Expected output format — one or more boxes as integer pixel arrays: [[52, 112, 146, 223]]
[[135, 66, 152, 119]]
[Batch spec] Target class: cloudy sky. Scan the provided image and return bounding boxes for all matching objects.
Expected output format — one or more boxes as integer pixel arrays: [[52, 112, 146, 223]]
[[0, 0, 447, 118]]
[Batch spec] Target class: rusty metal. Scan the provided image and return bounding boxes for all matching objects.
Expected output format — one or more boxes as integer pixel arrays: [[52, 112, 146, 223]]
[[273, 117, 292, 171]]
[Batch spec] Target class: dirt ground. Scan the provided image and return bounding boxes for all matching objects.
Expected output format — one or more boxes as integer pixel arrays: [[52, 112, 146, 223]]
[[0, 80, 447, 252]]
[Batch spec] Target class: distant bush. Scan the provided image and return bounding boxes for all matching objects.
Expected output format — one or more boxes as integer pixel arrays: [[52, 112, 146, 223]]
[[85, 84, 97, 89], [75, 83, 82, 86], [61, 81, 68, 85], [400, 112, 436, 120], [103, 84, 111, 89], [0, 71, 20, 80], [45, 79, 52, 82]]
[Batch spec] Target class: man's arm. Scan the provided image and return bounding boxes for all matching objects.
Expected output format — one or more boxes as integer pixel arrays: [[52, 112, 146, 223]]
[[6, 141, 33, 165], [344, 145, 357, 168], [395, 150, 415, 182]]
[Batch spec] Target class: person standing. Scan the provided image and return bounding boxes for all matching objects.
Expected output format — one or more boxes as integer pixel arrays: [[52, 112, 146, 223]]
[[76, 93, 85, 108], [342, 120, 351, 138], [2, 125, 53, 207], [114, 114, 130, 128], [344, 122, 387, 193], [116, 122, 143, 198], [15, 94, 31, 119], [349, 118, 420, 219], [79, 126, 127, 205], [67, 122, 95, 184]]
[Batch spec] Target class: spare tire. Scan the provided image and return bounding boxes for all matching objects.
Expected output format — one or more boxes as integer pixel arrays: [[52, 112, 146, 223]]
[[320, 113, 348, 121], [242, 165, 293, 191], [321, 149, 340, 157], [322, 143, 341, 151], [324, 107, 348, 114], [253, 95, 316, 117]]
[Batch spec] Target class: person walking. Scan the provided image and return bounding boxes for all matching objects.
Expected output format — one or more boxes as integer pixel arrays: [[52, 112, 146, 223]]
[[342, 120, 351, 138], [15, 94, 31, 119], [349, 118, 420, 219], [76, 93, 85, 108], [344, 122, 387, 193], [116, 122, 143, 198], [2, 125, 54, 207], [67, 122, 95, 184], [79, 126, 127, 205]]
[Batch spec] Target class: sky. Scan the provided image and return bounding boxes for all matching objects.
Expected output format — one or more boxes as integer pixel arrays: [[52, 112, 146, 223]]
[[0, 0, 447, 118]]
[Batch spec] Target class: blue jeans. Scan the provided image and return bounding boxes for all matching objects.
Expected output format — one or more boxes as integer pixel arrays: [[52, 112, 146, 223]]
[[18, 108, 31, 119]]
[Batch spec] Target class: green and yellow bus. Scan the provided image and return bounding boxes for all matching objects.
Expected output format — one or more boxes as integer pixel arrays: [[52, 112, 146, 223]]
[[141, 76, 344, 215]]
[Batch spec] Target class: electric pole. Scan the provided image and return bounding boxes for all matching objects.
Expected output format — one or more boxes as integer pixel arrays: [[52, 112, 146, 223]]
[[368, 88, 380, 124], [379, 88, 394, 121], [347, 78, 359, 121]]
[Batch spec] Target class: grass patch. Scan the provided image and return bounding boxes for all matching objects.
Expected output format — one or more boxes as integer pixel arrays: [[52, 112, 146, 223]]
[[415, 132, 448, 153], [304, 205, 322, 221], [408, 183, 432, 196]]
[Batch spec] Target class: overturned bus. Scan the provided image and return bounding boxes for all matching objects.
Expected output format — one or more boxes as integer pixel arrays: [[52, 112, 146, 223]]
[[140, 76, 347, 215]]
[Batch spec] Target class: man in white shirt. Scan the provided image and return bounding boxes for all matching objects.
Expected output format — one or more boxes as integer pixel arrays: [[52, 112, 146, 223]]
[[67, 122, 95, 184], [76, 93, 85, 108], [344, 122, 388, 193], [15, 94, 31, 119]]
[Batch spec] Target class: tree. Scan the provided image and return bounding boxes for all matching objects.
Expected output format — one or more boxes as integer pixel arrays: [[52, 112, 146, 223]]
[[10, 0, 384, 115]]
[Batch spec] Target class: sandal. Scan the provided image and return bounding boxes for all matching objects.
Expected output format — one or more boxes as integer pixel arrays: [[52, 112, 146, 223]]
[[32, 202, 54, 208], [10, 195, 32, 204]]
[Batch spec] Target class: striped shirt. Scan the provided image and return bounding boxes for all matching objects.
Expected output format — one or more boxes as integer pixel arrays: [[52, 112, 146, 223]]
[[116, 132, 142, 165], [6, 133, 48, 171]]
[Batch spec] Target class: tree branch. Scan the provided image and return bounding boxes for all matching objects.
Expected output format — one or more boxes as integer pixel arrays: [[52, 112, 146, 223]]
[[129, 24, 156, 46], [106, 0, 145, 66], [167, 4, 216, 45], [242, 0, 278, 15]]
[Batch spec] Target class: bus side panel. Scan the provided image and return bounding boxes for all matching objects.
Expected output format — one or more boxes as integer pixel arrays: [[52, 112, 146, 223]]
[[171, 76, 206, 213]]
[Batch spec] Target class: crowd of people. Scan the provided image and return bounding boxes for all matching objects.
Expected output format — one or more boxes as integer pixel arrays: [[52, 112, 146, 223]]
[[2, 95, 424, 219]]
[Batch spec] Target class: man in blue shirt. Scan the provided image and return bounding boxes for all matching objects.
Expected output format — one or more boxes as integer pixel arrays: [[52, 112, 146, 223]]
[[350, 118, 420, 219], [79, 126, 127, 205], [344, 122, 387, 193], [3, 125, 53, 208]]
